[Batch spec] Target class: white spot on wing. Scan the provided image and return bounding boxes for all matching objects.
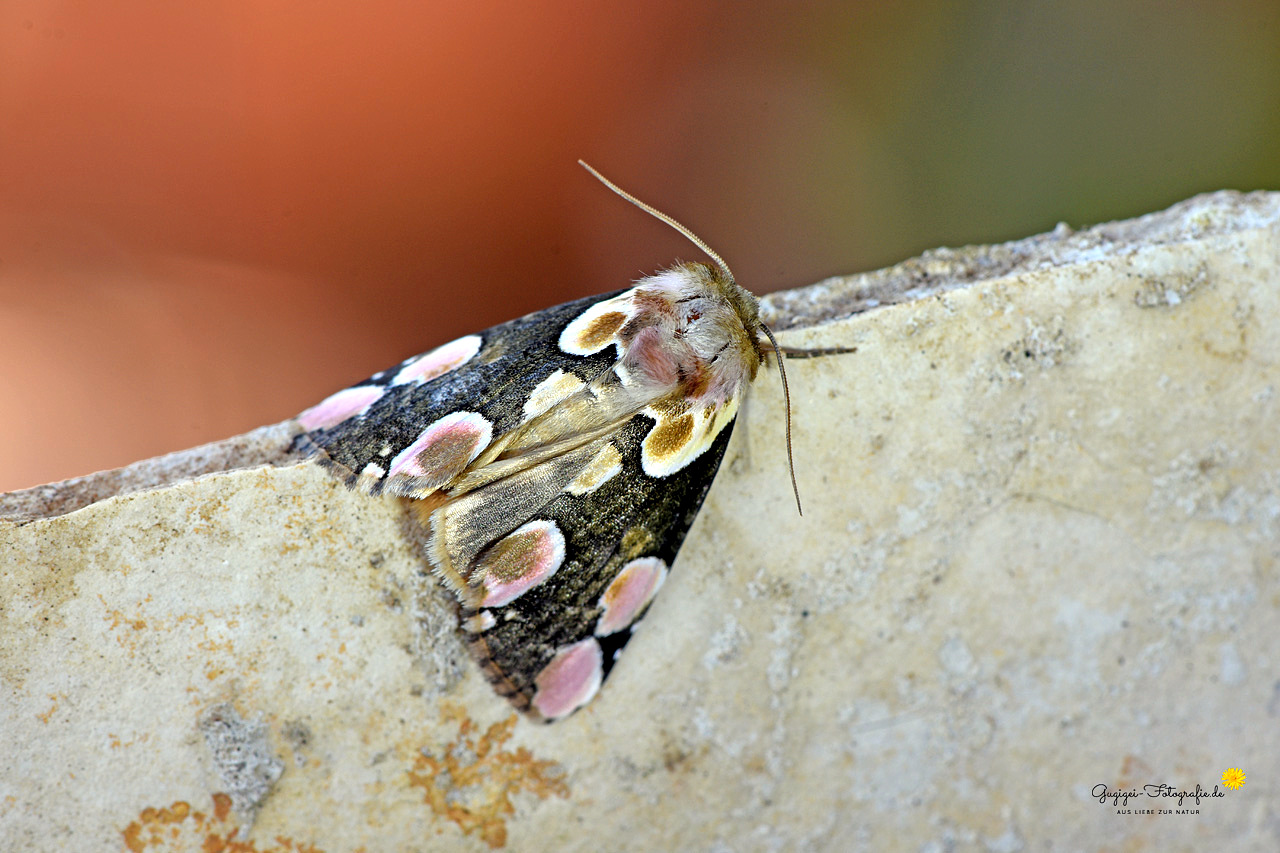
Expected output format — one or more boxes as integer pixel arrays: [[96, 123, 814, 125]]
[[595, 557, 668, 636], [462, 611, 497, 634], [532, 638, 604, 720], [565, 443, 623, 495], [523, 369, 586, 420], [477, 519, 566, 607], [392, 334, 482, 385], [640, 398, 740, 477], [297, 385, 385, 431], [558, 292, 633, 356], [387, 411, 493, 485]]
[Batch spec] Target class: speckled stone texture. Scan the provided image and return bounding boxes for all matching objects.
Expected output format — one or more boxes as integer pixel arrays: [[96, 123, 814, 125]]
[[3, 191, 1277, 851]]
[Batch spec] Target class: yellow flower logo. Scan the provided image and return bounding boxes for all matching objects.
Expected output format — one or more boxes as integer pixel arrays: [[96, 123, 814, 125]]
[[1222, 768, 1246, 790]]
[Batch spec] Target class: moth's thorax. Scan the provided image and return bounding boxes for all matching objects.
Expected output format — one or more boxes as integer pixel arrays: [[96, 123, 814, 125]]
[[618, 262, 764, 405]]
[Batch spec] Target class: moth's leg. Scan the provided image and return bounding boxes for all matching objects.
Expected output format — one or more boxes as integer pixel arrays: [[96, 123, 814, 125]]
[[777, 345, 857, 359]]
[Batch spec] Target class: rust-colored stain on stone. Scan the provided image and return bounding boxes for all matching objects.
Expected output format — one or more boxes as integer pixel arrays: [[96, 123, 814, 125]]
[[120, 793, 325, 853], [100, 594, 150, 643], [36, 692, 64, 724], [407, 705, 570, 849]]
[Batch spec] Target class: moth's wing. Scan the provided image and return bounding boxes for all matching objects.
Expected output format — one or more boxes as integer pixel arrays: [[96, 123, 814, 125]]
[[297, 268, 765, 722], [295, 290, 626, 497], [429, 411, 739, 722]]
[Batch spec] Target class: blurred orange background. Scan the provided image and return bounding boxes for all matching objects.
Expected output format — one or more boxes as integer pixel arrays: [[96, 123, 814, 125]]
[[2, 1, 1278, 490]]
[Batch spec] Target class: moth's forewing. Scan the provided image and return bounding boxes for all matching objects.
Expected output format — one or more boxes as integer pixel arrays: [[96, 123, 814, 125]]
[[298, 265, 764, 720]]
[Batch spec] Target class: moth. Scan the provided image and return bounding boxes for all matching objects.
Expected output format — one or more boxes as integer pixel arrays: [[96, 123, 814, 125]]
[[295, 163, 806, 722]]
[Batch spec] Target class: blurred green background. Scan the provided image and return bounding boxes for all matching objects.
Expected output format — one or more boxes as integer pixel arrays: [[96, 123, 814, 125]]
[[1, 1, 1277, 490]]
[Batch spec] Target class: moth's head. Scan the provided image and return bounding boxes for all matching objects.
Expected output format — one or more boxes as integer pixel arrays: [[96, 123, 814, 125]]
[[619, 262, 765, 404], [678, 260, 768, 365]]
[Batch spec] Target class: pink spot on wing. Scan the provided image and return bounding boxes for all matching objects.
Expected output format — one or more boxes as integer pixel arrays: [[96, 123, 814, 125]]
[[392, 334, 482, 385], [297, 385, 385, 431], [595, 557, 668, 636], [478, 520, 566, 607], [387, 411, 492, 484], [532, 638, 603, 720]]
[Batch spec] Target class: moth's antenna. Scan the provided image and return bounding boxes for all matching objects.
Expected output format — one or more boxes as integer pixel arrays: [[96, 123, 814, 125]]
[[578, 160, 736, 284], [759, 322, 802, 516]]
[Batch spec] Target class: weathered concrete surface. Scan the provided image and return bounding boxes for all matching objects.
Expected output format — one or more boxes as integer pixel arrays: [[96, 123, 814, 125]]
[[2, 191, 1277, 851]]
